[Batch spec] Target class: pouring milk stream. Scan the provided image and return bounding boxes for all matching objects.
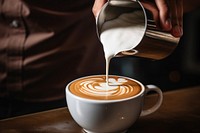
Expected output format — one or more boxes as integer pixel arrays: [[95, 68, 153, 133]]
[[100, 10, 145, 85], [96, 0, 179, 86], [97, 1, 146, 85]]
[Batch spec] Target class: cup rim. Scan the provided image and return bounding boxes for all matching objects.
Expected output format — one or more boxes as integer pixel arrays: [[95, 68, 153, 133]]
[[66, 75, 145, 103]]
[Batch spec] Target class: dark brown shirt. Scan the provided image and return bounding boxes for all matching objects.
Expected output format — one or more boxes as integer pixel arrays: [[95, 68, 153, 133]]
[[0, 0, 105, 102]]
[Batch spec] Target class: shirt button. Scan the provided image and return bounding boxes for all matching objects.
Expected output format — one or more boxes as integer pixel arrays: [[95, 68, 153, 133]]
[[10, 20, 21, 28]]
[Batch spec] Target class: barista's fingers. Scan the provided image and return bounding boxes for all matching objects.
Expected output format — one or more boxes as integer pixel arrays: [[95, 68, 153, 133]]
[[155, 0, 172, 31], [140, 0, 160, 28], [169, 0, 183, 37], [92, 0, 107, 17]]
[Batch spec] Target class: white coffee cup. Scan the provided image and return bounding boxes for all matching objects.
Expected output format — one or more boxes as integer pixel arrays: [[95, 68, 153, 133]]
[[66, 75, 163, 133]]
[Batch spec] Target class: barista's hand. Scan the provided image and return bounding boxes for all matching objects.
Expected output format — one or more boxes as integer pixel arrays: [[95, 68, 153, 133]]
[[140, 0, 183, 37], [92, 0, 183, 37]]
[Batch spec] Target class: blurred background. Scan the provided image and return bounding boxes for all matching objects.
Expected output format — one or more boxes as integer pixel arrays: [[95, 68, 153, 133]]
[[109, 7, 200, 91]]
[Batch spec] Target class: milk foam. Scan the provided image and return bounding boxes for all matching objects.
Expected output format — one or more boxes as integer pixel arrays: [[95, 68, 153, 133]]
[[100, 10, 145, 83], [80, 77, 128, 96]]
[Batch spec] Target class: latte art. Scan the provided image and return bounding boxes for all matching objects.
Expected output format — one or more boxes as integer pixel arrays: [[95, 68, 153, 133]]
[[69, 75, 141, 100]]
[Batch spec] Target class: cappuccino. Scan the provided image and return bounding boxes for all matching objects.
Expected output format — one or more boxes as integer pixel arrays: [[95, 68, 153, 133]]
[[69, 75, 141, 100]]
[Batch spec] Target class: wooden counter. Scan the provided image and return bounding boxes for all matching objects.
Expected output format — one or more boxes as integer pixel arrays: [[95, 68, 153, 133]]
[[1, 86, 200, 133]]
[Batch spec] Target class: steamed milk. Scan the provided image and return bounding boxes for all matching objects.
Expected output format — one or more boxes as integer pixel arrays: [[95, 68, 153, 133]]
[[100, 10, 146, 83], [69, 10, 145, 100]]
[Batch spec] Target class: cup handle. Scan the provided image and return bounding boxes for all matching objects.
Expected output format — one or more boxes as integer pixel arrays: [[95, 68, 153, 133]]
[[140, 85, 163, 116]]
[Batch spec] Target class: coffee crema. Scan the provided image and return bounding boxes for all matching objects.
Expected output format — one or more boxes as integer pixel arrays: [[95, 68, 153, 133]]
[[69, 75, 141, 100]]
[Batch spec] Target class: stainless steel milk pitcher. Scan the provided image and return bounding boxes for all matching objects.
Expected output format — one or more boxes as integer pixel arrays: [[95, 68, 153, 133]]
[[96, 0, 180, 60]]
